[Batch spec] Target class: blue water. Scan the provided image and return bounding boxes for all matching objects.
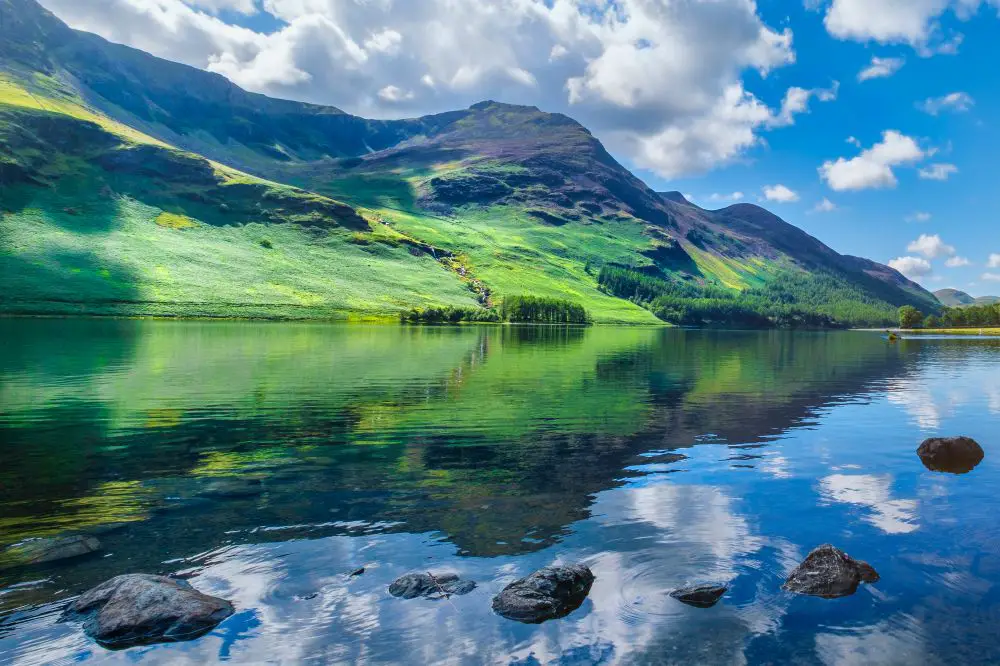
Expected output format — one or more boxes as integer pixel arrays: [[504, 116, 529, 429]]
[[1, 321, 998, 664]]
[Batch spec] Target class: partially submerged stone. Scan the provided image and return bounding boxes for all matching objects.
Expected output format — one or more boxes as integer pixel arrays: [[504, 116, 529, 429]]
[[917, 436, 984, 474], [64, 574, 234, 649], [491, 564, 595, 623], [669, 584, 728, 608], [196, 478, 265, 499], [388, 572, 476, 599], [1, 535, 102, 568], [784, 545, 879, 598]]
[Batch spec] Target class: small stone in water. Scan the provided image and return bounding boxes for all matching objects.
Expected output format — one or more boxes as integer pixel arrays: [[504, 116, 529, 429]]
[[669, 584, 728, 608], [388, 573, 476, 599]]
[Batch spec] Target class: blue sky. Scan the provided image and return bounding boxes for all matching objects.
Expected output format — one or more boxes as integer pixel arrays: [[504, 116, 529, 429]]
[[38, 0, 1000, 296]]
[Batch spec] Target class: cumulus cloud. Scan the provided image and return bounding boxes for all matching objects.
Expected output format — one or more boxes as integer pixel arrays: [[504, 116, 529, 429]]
[[983, 273, 1000, 282], [989, 253, 1000, 268], [706, 192, 745, 202], [819, 130, 926, 191], [769, 82, 839, 127], [186, 0, 256, 14], [821, 0, 1000, 51], [857, 56, 905, 81], [889, 256, 933, 279], [919, 91, 974, 114], [763, 184, 799, 202], [918, 163, 958, 180], [907, 233, 956, 259], [906, 211, 932, 222], [34, 0, 826, 179], [945, 256, 971, 267], [812, 198, 837, 212]]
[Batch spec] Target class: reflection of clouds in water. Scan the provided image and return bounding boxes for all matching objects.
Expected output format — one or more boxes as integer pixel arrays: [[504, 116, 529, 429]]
[[761, 454, 792, 479], [820, 474, 919, 535], [625, 483, 764, 561], [814, 615, 934, 666], [887, 381, 942, 431]]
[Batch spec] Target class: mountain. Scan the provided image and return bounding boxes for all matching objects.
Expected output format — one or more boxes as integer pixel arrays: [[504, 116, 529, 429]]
[[0, 0, 939, 324], [934, 289, 1000, 307], [935, 289, 977, 307]]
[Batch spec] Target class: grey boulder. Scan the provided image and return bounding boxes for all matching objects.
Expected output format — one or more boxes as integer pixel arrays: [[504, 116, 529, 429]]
[[388, 573, 476, 599], [63, 574, 234, 648], [669, 584, 728, 608], [491, 564, 595, 623], [783, 545, 879, 598], [1, 535, 102, 568], [917, 436, 984, 474]]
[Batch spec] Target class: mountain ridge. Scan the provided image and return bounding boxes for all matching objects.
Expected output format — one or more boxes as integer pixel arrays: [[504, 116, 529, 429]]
[[0, 0, 938, 325]]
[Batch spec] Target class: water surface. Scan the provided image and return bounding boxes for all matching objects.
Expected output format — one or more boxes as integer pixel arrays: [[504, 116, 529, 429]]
[[1, 321, 999, 664]]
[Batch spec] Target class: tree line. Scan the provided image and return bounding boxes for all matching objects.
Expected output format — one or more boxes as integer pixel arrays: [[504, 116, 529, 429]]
[[402, 295, 590, 325], [899, 303, 1000, 329], [597, 264, 908, 328]]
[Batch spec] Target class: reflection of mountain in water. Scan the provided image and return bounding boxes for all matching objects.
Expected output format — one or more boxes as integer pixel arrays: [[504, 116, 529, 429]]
[[0, 322, 916, 600]]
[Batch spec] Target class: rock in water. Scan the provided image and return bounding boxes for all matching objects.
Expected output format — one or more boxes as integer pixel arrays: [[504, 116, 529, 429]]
[[917, 436, 984, 474], [64, 574, 234, 648], [783, 545, 879, 598], [196, 478, 264, 499], [491, 564, 595, 623], [669, 584, 728, 608], [1, 535, 102, 567], [388, 573, 476, 599]]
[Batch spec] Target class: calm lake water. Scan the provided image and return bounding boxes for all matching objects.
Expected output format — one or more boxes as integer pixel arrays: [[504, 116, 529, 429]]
[[1, 320, 999, 665]]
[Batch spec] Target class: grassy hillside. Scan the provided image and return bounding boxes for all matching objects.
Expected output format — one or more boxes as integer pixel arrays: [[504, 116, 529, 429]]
[[0, 0, 941, 326]]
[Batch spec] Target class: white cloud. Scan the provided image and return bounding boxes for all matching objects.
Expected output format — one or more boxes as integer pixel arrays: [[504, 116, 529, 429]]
[[763, 184, 799, 202], [819, 130, 926, 191], [906, 211, 932, 222], [989, 253, 1000, 268], [908, 233, 955, 258], [35, 0, 819, 179], [857, 56, 905, 81], [919, 91, 974, 115], [707, 192, 745, 202], [945, 256, 971, 267], [822, 0, 1000, 51], [185, 0, 256, 14], [769, 81, 839, 127], [889, 256, 933, 279], [377, 85, 414, 102], [812, 198, 837, 212], [982, 273, 1000, 282], [918, 163, 958, 180]]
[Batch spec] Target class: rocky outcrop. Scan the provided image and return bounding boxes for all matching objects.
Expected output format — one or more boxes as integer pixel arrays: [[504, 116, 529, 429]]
[[491, 564, 595, 623], [917, 436, 984, 474], [1, 535, 101, 568], [669, 584, 728, 608], [388, 572, 476, 599], [783, 545, 879, 598], [64, 574, 234, 649]]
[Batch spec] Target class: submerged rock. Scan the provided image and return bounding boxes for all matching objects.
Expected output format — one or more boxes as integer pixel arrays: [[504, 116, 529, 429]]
[[917, 436, 984, 474], [196, 478, 264, 499], [1, 535, 102, 568], [669, 584, 728, 608], [491, 564, 595, 623], [783, 545, 879, 598], [388, 573, 476, 599], [64, 574, 234, 649]]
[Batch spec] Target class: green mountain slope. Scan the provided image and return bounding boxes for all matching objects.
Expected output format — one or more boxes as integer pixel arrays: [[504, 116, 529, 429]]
[[0, 0, 939, 325], [934, 289, 1000, 307]]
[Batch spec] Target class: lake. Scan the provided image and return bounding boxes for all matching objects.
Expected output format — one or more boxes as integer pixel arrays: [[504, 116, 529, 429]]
[[1, 320, 999, 665]]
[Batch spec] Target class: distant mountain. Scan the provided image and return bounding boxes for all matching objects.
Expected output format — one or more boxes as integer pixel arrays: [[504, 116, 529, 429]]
[[0, 0, 939, 324], [935, 289, 976, 306], [934, 289, 1000, 307]]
